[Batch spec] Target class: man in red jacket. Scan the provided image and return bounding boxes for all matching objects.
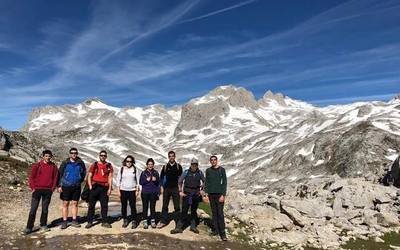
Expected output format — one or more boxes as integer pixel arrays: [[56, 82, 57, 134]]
[[24, 150, 59, 234]]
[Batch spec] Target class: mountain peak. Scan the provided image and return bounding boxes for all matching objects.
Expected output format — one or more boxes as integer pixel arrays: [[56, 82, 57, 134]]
[[84, 97, 106, 105], [83, 98, 120, 112], [260, 90, 287, 106], [200, 85, 258, 108]]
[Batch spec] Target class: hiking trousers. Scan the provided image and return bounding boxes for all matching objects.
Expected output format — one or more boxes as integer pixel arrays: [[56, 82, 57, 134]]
[[161, 187, 180, 224], [120, 190, 137, 221], [209, 194, 226, 237], [87, 184, 109, 224], [178, 192, 201, 228], [141, 192, 157, 222], [26, 189, 52, 229]]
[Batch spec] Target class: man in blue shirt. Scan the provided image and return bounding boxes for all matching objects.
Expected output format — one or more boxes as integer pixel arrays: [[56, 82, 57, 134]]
[[57, 148, 86, 229]]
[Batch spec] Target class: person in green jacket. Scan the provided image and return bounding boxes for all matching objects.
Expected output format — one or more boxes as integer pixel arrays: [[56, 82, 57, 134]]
[[204, 155, 227, 241]]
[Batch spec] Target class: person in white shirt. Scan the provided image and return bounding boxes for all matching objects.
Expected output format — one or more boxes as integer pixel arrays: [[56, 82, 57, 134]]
[[116, 155, 139, 229]]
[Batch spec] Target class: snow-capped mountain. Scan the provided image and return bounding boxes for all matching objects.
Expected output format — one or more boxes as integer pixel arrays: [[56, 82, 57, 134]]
[[22, 86, 400, 193]]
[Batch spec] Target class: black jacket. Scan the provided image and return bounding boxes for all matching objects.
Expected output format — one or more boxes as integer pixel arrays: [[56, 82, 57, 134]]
[[160, 162, 183, 188]]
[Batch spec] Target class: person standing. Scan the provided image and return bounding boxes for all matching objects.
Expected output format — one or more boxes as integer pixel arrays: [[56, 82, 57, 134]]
[[117, 155, 139, 229], [58, 148, 86, 229], [139, 158, 160, 229], [204, 155, 228, 241], [24, 150, 59, 234], [158, 151, 183, 229], [171, 158, 205, 234], [85, 150, 113, 229]]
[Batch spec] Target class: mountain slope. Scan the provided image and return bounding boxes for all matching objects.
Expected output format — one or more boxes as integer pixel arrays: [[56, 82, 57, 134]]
[[21, 86, 400, 191]]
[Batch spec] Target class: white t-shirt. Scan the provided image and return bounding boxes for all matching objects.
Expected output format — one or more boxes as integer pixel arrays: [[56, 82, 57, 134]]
[[116, 166, 138, 191]]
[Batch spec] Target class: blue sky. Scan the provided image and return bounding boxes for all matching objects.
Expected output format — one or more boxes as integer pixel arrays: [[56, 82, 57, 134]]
[[1, 0, 400, 130]]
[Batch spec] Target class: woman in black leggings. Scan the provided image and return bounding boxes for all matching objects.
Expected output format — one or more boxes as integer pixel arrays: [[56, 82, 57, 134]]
[[139, 158, 160, 229], [117, 155, 139, 228]]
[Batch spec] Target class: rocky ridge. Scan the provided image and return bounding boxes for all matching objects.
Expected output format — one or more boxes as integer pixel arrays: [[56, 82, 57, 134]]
[[14, 85, 400, 248]]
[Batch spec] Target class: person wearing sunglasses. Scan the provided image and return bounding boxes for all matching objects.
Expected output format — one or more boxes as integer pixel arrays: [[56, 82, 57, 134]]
[[86, 150, 114, 229], [116, 155, 139, 229], [57, 148, 86, 229]]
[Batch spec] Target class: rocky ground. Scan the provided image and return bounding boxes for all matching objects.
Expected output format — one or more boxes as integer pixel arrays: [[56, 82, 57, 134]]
[[0, 155, 259, 250], [227, 174, 400, 249]]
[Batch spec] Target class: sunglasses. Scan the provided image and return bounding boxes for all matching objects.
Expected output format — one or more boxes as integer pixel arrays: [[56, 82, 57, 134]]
[[70, 152, 78, 155], [126, 160, 133, 163], [99, 154, 107, 157]]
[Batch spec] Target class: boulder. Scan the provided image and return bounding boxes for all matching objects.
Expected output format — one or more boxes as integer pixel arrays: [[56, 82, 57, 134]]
[[281, 199, 334, 219], [315, 225, 340, 249], [281, 206, 308, 227], [248, 205, 294, 231]]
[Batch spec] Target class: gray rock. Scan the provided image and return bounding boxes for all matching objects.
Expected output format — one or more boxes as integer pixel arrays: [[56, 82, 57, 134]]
[[281, 199, 334, 219]]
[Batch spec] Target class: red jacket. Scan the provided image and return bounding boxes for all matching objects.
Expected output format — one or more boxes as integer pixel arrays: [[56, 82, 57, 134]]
[[28, 160, 59, 191], [89, 162, 113, 187]]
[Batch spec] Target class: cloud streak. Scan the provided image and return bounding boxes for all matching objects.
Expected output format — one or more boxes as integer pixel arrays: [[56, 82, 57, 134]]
[[178, 0, 258, 24]]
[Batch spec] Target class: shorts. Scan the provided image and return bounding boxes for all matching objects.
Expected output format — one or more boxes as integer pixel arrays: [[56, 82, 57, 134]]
[[60, 186, 81, 201]]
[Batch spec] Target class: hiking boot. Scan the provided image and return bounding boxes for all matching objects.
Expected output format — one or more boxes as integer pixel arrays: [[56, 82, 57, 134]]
[[170, 228, 183, 234], [23, 228, 32, 235], [221, 235, 228, 241], [122, 219, 128, 228], [101, 222, 112, 228], [157, 222, 166, 229], [60, 221, 68, 230], [85, 223, 93, 229], [71, 220, 81, 228], [209, 230, 218, 236], [150, 219, 157, 229], [40, 226, 50, 232], [190, 227, 199, 234], [143, 221, 149, 229], [131, 221, 138, 229]]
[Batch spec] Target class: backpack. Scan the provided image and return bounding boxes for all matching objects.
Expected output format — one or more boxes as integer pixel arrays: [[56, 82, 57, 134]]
[[161, 163, 181, 187], [119, 166, 137, 183], [182, 169, 204, 189], [94, 161, 111, 175], [62, 161, 82, 186], [81, 162, 111, 202], [391, 156, 400, 188], [382, 156, 400, 187]]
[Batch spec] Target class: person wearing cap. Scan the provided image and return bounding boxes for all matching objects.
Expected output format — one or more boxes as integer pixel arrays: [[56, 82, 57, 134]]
[[171, 158, 205, 234]]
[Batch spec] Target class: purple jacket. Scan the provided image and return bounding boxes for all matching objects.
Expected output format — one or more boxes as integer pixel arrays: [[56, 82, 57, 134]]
[[139, 169, 160, 193]]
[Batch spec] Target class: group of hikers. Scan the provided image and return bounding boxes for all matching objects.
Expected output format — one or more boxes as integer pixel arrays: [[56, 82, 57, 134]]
[[24, 148, 228, 241]]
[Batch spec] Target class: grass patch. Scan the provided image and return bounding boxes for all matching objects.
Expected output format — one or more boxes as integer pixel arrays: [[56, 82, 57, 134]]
[[0, 155, 30, 170], [198, 202, 212, 216], [343, 231, 400, 250]]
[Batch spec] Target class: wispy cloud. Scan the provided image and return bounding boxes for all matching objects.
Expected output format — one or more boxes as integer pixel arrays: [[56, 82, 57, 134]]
[[97, 0, 202, 64], [178, 0, 258, 24], [310, 93, 397, 106], [1, 0, 400, 130]]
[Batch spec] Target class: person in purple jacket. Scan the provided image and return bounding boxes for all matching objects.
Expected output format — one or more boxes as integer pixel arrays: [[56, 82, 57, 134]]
[[139, 158, 160, 229]]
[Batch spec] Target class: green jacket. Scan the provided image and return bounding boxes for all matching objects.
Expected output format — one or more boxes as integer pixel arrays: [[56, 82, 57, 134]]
[[205, 166, 227, 196]]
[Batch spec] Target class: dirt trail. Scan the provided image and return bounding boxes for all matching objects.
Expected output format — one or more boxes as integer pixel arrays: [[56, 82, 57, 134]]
[[0, 190, 243, 249]]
